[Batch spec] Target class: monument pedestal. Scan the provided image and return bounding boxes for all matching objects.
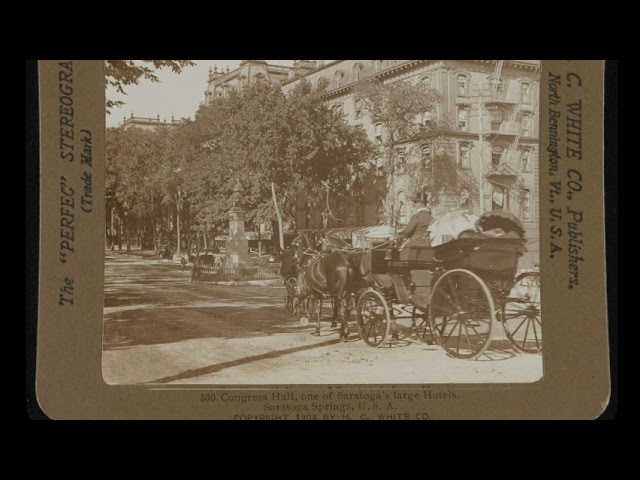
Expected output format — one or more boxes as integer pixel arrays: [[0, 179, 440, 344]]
[[226, 208, 253, 270]]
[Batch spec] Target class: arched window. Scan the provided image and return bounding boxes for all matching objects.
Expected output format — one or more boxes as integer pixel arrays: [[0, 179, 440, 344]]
[[522, 189, 531, 220], [335, 71, 344, 88], [253, 73, 265, 83], [353, 63, 363, 82], [374, 123, 383, 144], [354, 98, 363, 119], [459, 187, 471, 209], [459, 143, 471, 169], [457, 74, 469, 97], [492, 145, 504, 167], [492, 185, 507, 210], [395, 148, 406, 174], [421, 145, 432, 170], [521, 82, 531, 104]]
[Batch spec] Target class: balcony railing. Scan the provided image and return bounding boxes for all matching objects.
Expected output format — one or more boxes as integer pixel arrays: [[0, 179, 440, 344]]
[[487, 122, 521, 135], [481, 87, 519, 104], [486, 151, 521, 177]]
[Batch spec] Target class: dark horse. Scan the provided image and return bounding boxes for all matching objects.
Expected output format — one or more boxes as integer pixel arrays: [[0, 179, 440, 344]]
[[296, 233, 371, 341]]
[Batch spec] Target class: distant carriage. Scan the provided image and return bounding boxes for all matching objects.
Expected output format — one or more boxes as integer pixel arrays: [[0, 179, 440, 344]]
[[156, 245, 173, 263]]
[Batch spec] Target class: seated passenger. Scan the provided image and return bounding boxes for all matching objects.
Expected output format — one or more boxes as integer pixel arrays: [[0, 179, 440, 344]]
[[396, 197, 434, 260]]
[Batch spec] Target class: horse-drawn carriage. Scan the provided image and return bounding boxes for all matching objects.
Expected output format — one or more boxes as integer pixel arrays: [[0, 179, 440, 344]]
[[156, 245, 174, 262], [283, 210, 541, 360], [359, 235, 540, 358]]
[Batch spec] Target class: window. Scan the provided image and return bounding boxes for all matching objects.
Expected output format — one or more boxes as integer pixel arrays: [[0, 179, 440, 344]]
[[459, 187, 471, 210], [421, 75, 431, 87], [253, 73, 265, 83], [421, 145, 432, 170], [521, 114, 531, 136], [492, 185, 507, 210], [521, 82, 531, 104], [374, 123, 383, 144], [354, 98, 363, 119], [492, 146, 504, 167], [490, 76, 504, 97], [459, 143, 471, 169], [395, 148, 406, 174], [522, 189, 531, 220], [521, 148, 531, 172], [335, 71, 344, 88], [457, 107, 469, 132], [457, 74, 469, 97], [490, 108, 503, 131], [353, 64, 363, 82], [332, 103, 344, 113]]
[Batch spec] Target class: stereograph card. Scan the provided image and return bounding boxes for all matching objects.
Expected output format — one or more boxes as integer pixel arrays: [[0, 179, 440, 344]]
[[31, 60, 612, 419]]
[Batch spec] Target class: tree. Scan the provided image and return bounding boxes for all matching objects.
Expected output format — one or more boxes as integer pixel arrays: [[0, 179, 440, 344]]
[[106, 77, 375, 255], [105, 60, 195, 111], [182, 80, 375, 251], [356, 78, 456, 223], [106, 127, 169, 251]]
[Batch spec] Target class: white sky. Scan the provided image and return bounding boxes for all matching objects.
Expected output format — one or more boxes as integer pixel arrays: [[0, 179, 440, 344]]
[[106, 60, 303, 128]]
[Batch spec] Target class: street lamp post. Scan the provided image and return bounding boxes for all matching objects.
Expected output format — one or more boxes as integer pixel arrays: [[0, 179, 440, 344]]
[[123, 201, 131, 253], [174, 167, 184, 261], [176, 188, 183, 260]]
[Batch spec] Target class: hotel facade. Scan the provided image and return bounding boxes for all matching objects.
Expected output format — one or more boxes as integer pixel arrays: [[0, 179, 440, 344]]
[[203, 60, 540, 265]]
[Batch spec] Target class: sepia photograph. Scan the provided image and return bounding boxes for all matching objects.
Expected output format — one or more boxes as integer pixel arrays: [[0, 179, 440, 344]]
[[101, 60, 543, 385]]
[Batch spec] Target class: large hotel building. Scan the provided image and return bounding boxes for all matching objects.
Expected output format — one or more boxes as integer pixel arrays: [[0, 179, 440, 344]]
[[202, 60, 540, 265]]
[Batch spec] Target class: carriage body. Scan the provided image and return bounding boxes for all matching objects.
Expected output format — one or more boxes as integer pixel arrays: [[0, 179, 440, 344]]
[[357, 236, 541, 358]]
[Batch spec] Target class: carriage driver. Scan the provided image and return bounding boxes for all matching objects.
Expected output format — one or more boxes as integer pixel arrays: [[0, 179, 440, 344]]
[[395, 195, 434, 249]]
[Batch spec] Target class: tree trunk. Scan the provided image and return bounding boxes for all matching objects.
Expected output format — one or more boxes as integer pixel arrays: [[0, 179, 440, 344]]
[[271, 182, 285, 251]]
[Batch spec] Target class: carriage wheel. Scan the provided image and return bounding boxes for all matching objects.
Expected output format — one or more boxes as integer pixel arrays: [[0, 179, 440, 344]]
[[284, 277, 298, 315], [502, 271, 542, 354], [412, 307, 433, 344], [429, 269, 495, 360], [356, 289, 392, 348]]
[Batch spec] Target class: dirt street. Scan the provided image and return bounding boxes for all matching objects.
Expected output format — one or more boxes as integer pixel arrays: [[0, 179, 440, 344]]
[[102, 254, 543, 385]]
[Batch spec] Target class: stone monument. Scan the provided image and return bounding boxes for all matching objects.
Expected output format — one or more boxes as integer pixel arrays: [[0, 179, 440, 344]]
[[226, 180, 253, 269]]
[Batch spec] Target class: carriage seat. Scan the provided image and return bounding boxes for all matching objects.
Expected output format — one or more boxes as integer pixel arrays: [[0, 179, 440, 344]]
[[399, 246, 435, 262]]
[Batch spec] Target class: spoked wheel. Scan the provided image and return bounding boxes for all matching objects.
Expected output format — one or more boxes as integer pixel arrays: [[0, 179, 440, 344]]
[[429, 269, 495, 360], [412, 307, 433, 344], [356, 289, 392, 347], [502, 271, 542, 353], [284, 277, 298, 315]]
